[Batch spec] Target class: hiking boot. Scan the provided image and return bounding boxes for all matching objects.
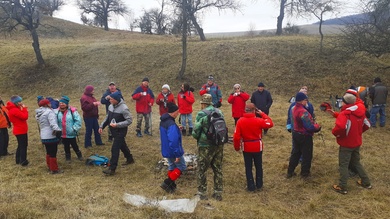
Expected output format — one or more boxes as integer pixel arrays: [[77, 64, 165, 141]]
[[103, 168, 115, 176], [122, 156, 135, 166], [144, 129, 152, 136], [136, 130, 143, 137], [76, 151, 83, 161], [160, 178, 175, 193], [50, 169, 64, 174], [286, 172, 297, 179], [181, 129, 186, 136], [65, 153, 71, 162], [195, 192, 208, 200], [212, 193, 223, 201], [188, 128, 193, 136], [332, 185, 347, 194], [357, 179, 372, 189], [20, 160, 29, 166]]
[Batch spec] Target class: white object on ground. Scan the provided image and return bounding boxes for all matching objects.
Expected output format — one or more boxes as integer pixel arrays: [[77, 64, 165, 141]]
[[123, 193, 200, 213]]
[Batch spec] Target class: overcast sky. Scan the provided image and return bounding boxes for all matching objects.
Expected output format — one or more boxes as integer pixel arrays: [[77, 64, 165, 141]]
[[55, 0, 362, 33]]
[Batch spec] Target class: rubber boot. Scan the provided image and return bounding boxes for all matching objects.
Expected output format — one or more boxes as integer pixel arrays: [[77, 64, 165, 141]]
[[188, 128, 193, 136], [181, 129, 186, 136], [50, 157, 63, 174], [160, 178, 175, 193], [76, 151, 83, 161], [65, 153, 71, 162]]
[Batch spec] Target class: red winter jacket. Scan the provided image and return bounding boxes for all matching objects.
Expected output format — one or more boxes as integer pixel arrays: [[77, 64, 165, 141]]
[[6, 101, 28, 135], [0, 106, 10, 128], [233, 112, 274, 152], [177, 91, 195, 114], [332, 103, 370, 148], [227, 92, 250, 118], [156, 92, 176, 116], [80, 93, 99, 118], [132, 85, 155, 114]]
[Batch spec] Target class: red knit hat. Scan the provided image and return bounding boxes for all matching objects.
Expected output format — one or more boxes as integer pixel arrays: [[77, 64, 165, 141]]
[[38, 99, 50, 107], [84, 85, 94, 94], [345, 88, 357, 96]]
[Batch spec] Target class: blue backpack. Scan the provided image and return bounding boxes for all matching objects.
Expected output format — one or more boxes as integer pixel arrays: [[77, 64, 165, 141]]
[[85, 154, 109, 166]]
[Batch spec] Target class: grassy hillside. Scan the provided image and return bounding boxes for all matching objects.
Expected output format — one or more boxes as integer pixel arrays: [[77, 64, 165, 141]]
[[0, 17, 389, 219]]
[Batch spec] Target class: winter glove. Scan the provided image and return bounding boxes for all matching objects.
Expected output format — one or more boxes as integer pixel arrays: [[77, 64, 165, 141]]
[[53, 130, 62, 139], [182, 95, 186, 99], [314, 126, 322, 133], [215, 101, 222, 108], [320, 102, 332, 112], [287, 129, 291, 133]]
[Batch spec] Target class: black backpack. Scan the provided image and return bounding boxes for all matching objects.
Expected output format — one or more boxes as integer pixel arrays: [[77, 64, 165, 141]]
[[202, 109, 228, 146]]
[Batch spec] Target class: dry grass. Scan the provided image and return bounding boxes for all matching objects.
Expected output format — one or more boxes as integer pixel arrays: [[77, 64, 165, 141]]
[[0, 17, 389, 219]]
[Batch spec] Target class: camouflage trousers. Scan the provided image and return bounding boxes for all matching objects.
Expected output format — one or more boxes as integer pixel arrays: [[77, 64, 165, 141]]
[[197, 145, 224, 195], [136, 113, 150, 131]]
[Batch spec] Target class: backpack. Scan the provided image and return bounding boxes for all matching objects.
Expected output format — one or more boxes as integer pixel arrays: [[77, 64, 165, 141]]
[[85, 154, 109, 166], [202, 109, 228, 146]]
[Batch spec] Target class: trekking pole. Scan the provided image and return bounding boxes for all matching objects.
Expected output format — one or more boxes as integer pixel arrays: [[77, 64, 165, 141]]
[[150, 111, 153, 136]]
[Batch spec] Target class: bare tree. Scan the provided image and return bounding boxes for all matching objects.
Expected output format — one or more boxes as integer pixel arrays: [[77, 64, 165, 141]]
[[0, 0, 45, 66], [301, 0, 341, 52], [341, 0, 390, 57], [135, 0, 171, 35], [276, 0, 307, 35], [77, 0, 128, 31], [37, 0, 65, 16], [171, 0, 241, 41]]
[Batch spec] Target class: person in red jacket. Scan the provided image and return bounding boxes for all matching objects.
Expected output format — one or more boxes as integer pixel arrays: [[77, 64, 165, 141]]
[[0, 97, 11, 157], [132, 78, 155, 137], [177, 83, 195, 136], [156, 84, 175, 116], [332, 93, 372, 194], [6, 95, 29, 166], [233, 103, 274, 191], [80, 85, 104, 148], [228, 84, 250, 125]]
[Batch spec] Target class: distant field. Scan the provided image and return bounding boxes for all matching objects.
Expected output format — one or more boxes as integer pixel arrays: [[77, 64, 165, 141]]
[[0, 16, 389, 219]]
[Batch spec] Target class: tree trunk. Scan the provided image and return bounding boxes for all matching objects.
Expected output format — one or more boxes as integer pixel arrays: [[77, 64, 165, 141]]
[[178, 0, 188, 79], [276, 0, 286, 35], [189, 14, 206, 41], [30, 28, 45, 66], [319, 14, 324, 53], [103, 17, 109, 31]]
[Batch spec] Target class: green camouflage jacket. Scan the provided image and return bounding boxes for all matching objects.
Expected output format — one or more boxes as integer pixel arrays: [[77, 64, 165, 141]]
[[192, 105, 224, 147]]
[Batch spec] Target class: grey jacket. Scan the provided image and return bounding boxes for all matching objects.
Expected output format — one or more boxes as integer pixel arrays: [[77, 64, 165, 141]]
[[100, 100, 132, 138], [36, 107, 61, 140], [370, 83, 388, 105]]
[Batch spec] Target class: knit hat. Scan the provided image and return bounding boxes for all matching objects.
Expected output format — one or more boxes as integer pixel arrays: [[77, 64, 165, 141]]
[[374, 77, 381, 83], [109, 82, 115, 86], [167, 102, 179, 113], [162, 84, 170, 91], [345, 88, 358, 97], [233, 84, 241, 89], [85, 85, 94, 94], [342, 93, 356, 104], [258, 82, 265, 87], [200, 94, 213, 105], [208, 75, 214, 81], [11, 95, 22, 104], [38, 99, 50, 107], [245, 103, 256, 112], [110, 92, 122, 102], [59, 96, 70, 105], [295, 92, 308, 102], [142, 77, 149, 82], [37, 95, 44, 104]]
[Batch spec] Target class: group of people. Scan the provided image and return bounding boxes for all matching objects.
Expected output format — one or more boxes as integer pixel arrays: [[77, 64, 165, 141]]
[[0, 76, 387, 198]]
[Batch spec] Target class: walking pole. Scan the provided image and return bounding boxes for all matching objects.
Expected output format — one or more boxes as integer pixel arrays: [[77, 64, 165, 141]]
[[150, 110, 153, 136]]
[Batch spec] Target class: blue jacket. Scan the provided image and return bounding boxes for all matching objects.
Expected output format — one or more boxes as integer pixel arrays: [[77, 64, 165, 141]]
[[160, 113, 184, 158], [101, 88, 123, 113], [55, 107, 82, 138], [286, 102, 314, 130]]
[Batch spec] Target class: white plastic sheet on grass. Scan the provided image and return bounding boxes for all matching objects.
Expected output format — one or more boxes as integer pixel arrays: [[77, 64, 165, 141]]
[[123, 193, 200, 213]]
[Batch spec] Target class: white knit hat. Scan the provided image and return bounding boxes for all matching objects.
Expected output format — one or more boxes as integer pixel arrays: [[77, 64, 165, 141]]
[[162, 84, 170, 91], [342, 93, 356, 104], [233, 84, 241, 88]]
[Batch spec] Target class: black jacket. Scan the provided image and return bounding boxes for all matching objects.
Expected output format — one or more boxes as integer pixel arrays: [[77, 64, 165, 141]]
[[370, 83, 388, 105], [251, 90, 273, 114]]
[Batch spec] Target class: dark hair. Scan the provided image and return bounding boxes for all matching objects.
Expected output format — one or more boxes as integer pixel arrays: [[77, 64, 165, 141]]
[[183, 83, 190, 92]]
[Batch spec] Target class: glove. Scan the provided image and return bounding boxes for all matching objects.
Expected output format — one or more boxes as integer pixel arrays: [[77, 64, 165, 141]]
[[182, 95, 186, 99], [320, 102, 332, 112], [215, 101, 222, 108], [314, 126, 322, 133], [53, 130, 62, 139], [287, 129, 291, 133]]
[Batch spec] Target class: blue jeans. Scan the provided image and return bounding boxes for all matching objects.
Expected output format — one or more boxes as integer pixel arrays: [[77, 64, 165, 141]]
[[83, 117, 103, 147], [167, 155, 187, 172], [370, 105, 386, 127], [180, 114, 193, 129]]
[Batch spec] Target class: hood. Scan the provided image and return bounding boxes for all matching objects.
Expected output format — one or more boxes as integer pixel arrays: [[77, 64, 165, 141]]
[[160, 113, 174, 122], [5, 101, 17, 110], [113, 99, 125, 108], [341, 104, 365, 118], [35, 107, 49, 119]]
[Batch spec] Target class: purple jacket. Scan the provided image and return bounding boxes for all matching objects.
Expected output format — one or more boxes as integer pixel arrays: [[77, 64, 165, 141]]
[[80, 93, 99, 118]]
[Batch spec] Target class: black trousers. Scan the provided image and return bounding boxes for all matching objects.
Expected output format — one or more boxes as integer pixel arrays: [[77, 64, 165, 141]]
[[62, 138, 81, 155], [109, 136, 131, 171], [288, 132, 313, 177], [243, 151, 263, 190], [15, 134, 28, 164], [0, 128, 9, 156], [44, 142, 58, 158]]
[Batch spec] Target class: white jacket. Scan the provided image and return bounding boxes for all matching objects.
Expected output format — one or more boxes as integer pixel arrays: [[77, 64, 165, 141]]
[[36, 107, 61, 140]]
